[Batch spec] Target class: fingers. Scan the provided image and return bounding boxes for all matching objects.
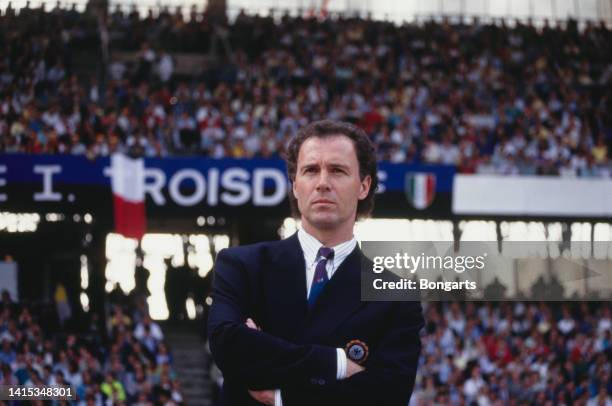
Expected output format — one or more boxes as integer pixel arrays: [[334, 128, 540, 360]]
[[248, 389, 262, 402], [346, 359, 366, 378], [248, 389, 274, 405], [245, 317, 260, 330]]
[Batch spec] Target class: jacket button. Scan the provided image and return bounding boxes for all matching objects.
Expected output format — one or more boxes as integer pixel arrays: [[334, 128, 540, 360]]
[[318, 379, 326, 385]]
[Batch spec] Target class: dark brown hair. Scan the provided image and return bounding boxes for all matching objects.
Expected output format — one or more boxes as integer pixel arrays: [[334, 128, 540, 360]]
[[284, 120, 379, 220]]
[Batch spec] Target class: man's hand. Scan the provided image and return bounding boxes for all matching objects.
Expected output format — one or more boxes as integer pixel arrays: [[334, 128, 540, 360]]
[[243, 317, 366, 403], [346, 359, 365, 378], [246, 317, 261, 331], [248, 389, 275, 405], [245, 318, 276, 405]]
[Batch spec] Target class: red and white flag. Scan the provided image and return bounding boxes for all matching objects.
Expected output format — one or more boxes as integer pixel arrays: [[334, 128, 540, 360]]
[[405, 172, 436, 210], [111, 154, 146, 239]]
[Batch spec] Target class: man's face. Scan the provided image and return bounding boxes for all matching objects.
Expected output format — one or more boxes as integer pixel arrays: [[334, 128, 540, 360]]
[[293, 135, 371, 231]]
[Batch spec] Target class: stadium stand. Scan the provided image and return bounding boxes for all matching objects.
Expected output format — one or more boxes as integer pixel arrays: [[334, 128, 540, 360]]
[[1, 6, 611, 406], [411, 301, 611, 405], [0, 288, 184, 405], [0, 8, 611, 177]]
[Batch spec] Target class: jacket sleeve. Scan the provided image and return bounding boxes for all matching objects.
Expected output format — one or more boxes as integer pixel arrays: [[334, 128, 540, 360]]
[[207, 248, 337, 389], [279, 301, 424, 406]]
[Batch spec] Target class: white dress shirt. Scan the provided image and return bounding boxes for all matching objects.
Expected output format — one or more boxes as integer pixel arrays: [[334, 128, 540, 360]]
[[274, 228, 357, 406]]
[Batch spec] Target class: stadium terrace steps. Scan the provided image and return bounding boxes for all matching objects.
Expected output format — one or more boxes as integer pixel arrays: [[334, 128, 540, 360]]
[[162, 322, 214, 406]]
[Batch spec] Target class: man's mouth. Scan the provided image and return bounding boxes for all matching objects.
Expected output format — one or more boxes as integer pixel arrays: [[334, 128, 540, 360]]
[[313, 199, 335, 205]]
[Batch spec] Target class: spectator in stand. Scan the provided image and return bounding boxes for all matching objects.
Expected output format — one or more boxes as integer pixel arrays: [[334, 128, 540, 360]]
[[1, 7, 610, 178], [0, 288, 183, 405], [410, 301, 611, 406]]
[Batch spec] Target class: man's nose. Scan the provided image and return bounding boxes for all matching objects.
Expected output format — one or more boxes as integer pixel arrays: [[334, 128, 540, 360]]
[[315, 170, 331, 191]]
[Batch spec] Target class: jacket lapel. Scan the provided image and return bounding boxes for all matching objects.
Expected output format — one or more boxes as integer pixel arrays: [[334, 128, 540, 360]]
[[262, 232, 309, 340], [302, 245, 365, 342]]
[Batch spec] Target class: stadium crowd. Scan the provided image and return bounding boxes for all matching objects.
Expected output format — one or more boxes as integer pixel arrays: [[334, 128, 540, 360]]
[[0, 289, 184, 405], [411, 301, 612, 406], [0, 6, 611, 177]]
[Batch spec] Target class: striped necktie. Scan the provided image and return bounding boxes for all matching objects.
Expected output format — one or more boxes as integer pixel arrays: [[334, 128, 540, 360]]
[[308, 247, 334, 308]]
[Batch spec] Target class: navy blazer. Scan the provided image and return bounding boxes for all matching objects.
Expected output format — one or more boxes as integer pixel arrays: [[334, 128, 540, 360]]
[[208, 232, 424, 406]]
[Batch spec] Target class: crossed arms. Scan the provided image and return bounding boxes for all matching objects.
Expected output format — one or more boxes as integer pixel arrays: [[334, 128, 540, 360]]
[[208, 248, 424, 405]]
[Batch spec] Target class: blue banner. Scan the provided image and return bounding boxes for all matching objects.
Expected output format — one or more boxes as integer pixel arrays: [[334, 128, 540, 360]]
[[0, 154, 455, 217]]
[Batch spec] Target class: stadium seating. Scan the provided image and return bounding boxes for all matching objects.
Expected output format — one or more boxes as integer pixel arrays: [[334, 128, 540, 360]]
[[0, 8, 610, 177], [412, 301, 611, 405], [0, 289, 184, 404]]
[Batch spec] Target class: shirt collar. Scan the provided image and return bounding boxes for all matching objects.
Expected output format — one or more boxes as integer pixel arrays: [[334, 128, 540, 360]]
[[297, 228, 357, 268]]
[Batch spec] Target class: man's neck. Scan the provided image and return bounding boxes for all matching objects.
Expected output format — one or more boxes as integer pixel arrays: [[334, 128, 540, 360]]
[[300, 220, 354, 247]]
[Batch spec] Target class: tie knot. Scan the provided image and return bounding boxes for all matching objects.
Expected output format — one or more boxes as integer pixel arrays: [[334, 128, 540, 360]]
[[317, 247, 334, 260]]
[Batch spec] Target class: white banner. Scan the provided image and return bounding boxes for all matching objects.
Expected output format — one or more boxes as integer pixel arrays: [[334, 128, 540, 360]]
[[453, 175, 612, 217]]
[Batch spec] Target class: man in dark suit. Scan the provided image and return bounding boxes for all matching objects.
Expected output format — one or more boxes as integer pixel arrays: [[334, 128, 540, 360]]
[[208, 120, 424, 405]]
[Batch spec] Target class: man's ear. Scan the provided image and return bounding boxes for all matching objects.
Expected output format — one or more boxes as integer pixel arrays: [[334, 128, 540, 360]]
[[358, 175, 372, 200], [292, 180, 298, 199]]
